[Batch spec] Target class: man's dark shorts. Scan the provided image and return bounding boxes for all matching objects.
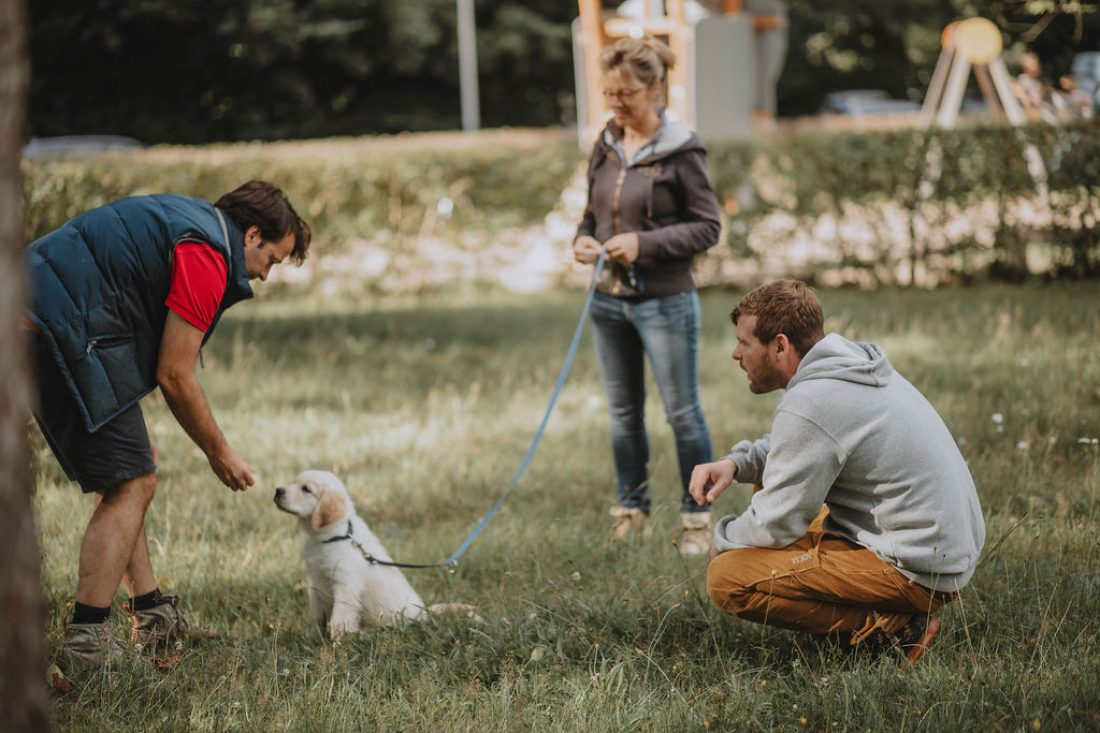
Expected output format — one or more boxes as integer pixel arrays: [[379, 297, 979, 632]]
[[32, 336, 155, 493]]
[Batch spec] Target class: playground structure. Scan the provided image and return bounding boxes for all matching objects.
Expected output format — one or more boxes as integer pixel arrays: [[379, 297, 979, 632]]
[[920, 17, 1027, 129], [920, 17, 1048, 198], [572, 0, 787, 146]]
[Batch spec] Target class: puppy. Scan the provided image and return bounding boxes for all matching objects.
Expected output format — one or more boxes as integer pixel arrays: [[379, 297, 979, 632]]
[[274, 470, 470, 639]]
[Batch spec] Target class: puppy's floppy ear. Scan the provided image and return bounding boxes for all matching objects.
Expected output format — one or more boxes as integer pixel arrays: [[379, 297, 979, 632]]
[[310, 489, 346, 530]]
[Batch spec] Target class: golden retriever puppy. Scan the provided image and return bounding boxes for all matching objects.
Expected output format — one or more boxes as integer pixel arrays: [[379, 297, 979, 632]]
[[273, 470, 437, 638]]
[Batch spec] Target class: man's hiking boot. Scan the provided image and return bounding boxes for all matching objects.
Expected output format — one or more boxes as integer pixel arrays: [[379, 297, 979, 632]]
[[59, 621, 128, 671], [610, 506, 652, 540], [897, 615, 940, 666], [124, 594, 222, 652], [857, 615, 941, 666], [676, 512, 712, 556]]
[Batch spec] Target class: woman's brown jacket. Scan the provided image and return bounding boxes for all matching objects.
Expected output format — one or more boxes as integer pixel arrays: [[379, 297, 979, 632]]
[[576, 114, 722, 299]]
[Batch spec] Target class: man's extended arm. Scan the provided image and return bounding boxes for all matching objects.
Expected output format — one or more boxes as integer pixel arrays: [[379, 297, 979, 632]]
[[156, 311, 254, 491], [714, 411, 844, 551]]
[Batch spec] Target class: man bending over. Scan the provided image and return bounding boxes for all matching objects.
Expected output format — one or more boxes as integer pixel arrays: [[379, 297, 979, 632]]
[[26, 181, 311, 671]]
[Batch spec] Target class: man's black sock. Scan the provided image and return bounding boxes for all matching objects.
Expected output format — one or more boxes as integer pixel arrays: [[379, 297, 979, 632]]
[[129, 588, 165, 611], [71, 602, 110, 625]]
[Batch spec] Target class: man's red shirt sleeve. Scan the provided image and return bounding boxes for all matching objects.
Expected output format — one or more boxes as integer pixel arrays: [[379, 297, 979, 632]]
[[165, 242, 228, 332]]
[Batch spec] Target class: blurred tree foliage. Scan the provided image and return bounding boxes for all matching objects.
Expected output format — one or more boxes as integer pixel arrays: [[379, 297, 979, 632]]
[[26, 0, 1100, 143], [28, 0, 576, 142], [778, 0, 954, 115], [779, 0, 1100, 116]]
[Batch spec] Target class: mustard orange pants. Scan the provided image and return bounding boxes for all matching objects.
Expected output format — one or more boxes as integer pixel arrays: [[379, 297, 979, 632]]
[[706, 511, 954, 643]]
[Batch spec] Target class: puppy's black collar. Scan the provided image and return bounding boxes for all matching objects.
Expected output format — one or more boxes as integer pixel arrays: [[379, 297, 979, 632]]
[[322, 520, 354, 544], [320, 519, 445, 570]]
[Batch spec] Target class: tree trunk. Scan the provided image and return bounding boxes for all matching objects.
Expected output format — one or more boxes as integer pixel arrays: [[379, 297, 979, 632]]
[[0, 0, 51, 728]]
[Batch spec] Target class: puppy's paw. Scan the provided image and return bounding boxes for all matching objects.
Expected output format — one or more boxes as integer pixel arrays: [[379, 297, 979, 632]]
[[328, 618, 359, 642], [428, 603, 483, 623]]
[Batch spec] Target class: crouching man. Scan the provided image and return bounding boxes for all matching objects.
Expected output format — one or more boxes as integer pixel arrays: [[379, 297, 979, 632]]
[[689, 280, 985, 664]]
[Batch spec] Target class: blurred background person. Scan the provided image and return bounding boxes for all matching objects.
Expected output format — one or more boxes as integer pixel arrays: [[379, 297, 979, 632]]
[[1053, 74, 1094, 120], [1014, 51, 1057, 123]]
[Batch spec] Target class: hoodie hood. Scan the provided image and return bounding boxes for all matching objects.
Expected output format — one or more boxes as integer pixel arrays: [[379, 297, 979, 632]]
[[601, 109, 703, 165], [786, 333, 894, 391]]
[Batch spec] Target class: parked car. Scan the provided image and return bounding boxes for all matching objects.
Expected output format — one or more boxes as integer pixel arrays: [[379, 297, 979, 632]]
[[22, 135, 144, 159], [819, 89, 920, 117], [1070, 51, 1100, 112], [1071, 51, 1100, 94]]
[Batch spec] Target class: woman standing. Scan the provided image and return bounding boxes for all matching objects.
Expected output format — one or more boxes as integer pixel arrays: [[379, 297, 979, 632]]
[[574, 35, 721, 555]]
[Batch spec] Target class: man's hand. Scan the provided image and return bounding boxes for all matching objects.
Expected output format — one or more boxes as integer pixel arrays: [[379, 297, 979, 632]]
[[573, 235, 602, 264], [208, 446, 254, 492], [603, 232, 640, 265], [688, 457, 737, 506]]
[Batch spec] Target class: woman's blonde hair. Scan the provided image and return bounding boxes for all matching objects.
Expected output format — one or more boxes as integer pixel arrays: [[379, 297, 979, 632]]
[[599, 35, 676, 87]]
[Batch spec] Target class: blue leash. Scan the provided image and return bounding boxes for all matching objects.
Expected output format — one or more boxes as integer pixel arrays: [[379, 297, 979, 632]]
[[351, 251, 608, 571]]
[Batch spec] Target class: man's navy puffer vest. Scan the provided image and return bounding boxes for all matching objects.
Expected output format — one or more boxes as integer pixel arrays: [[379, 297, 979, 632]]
[[26, 194, 254, 432]]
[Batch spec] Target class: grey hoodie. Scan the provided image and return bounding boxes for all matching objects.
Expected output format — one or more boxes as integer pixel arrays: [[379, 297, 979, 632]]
[[713, 333, 986, 593]]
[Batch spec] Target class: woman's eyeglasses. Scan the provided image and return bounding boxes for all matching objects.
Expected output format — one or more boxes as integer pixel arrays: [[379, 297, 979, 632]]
[[602, 87, 645, 101]]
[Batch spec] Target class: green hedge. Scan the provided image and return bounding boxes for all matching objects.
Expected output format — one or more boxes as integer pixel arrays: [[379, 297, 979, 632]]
[[23, 121, 1100, 292], [23, 132, 584, 246], [707, 119, 1100, 283]]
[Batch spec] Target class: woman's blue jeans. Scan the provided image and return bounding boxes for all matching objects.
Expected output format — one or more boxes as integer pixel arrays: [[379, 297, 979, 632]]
[[590, 290, 713, 515]]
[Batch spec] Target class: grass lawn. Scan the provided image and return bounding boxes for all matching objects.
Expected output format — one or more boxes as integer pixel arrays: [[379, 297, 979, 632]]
[[36, 283, 1100, 731]]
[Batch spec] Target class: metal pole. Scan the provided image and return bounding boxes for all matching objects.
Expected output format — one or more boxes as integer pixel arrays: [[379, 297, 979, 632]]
[[456, 0, 480, 131]]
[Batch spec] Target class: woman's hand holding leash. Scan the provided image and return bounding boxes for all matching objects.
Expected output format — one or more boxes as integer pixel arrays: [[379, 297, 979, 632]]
[[573, 236, 602, 264], [603, 232, 639, 264], [574, 234, 638, 266]]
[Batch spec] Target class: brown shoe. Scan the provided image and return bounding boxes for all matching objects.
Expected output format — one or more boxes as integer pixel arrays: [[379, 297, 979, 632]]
[[677, 512, 712, 556], [899, 615, 940, 666], [59, 621, 129, 671], [610, 507, 652, 540], [125, 595, 223, 652]]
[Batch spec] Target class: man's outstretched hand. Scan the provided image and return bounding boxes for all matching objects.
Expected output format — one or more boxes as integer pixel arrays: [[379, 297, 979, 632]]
[[688, 457, 736, 506], [209, 447, 254, 492]]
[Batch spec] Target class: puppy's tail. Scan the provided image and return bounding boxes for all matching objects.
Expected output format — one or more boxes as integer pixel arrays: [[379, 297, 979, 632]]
[[427, 603, 482, 622]]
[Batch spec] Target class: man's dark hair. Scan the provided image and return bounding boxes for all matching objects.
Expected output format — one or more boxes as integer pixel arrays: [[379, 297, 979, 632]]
[[215, 180, 311, 264], [731, 279, 825, 357]]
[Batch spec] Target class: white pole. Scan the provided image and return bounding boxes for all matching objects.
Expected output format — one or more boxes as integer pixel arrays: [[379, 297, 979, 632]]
[[456, 0, 480, 132], [988, 57, 1028, 126], [936, 52, 970, 129], [920, 47, 953, 128]]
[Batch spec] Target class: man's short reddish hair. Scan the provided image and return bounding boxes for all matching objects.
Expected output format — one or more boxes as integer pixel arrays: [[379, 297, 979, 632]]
[[731, 279, 825, 356]]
